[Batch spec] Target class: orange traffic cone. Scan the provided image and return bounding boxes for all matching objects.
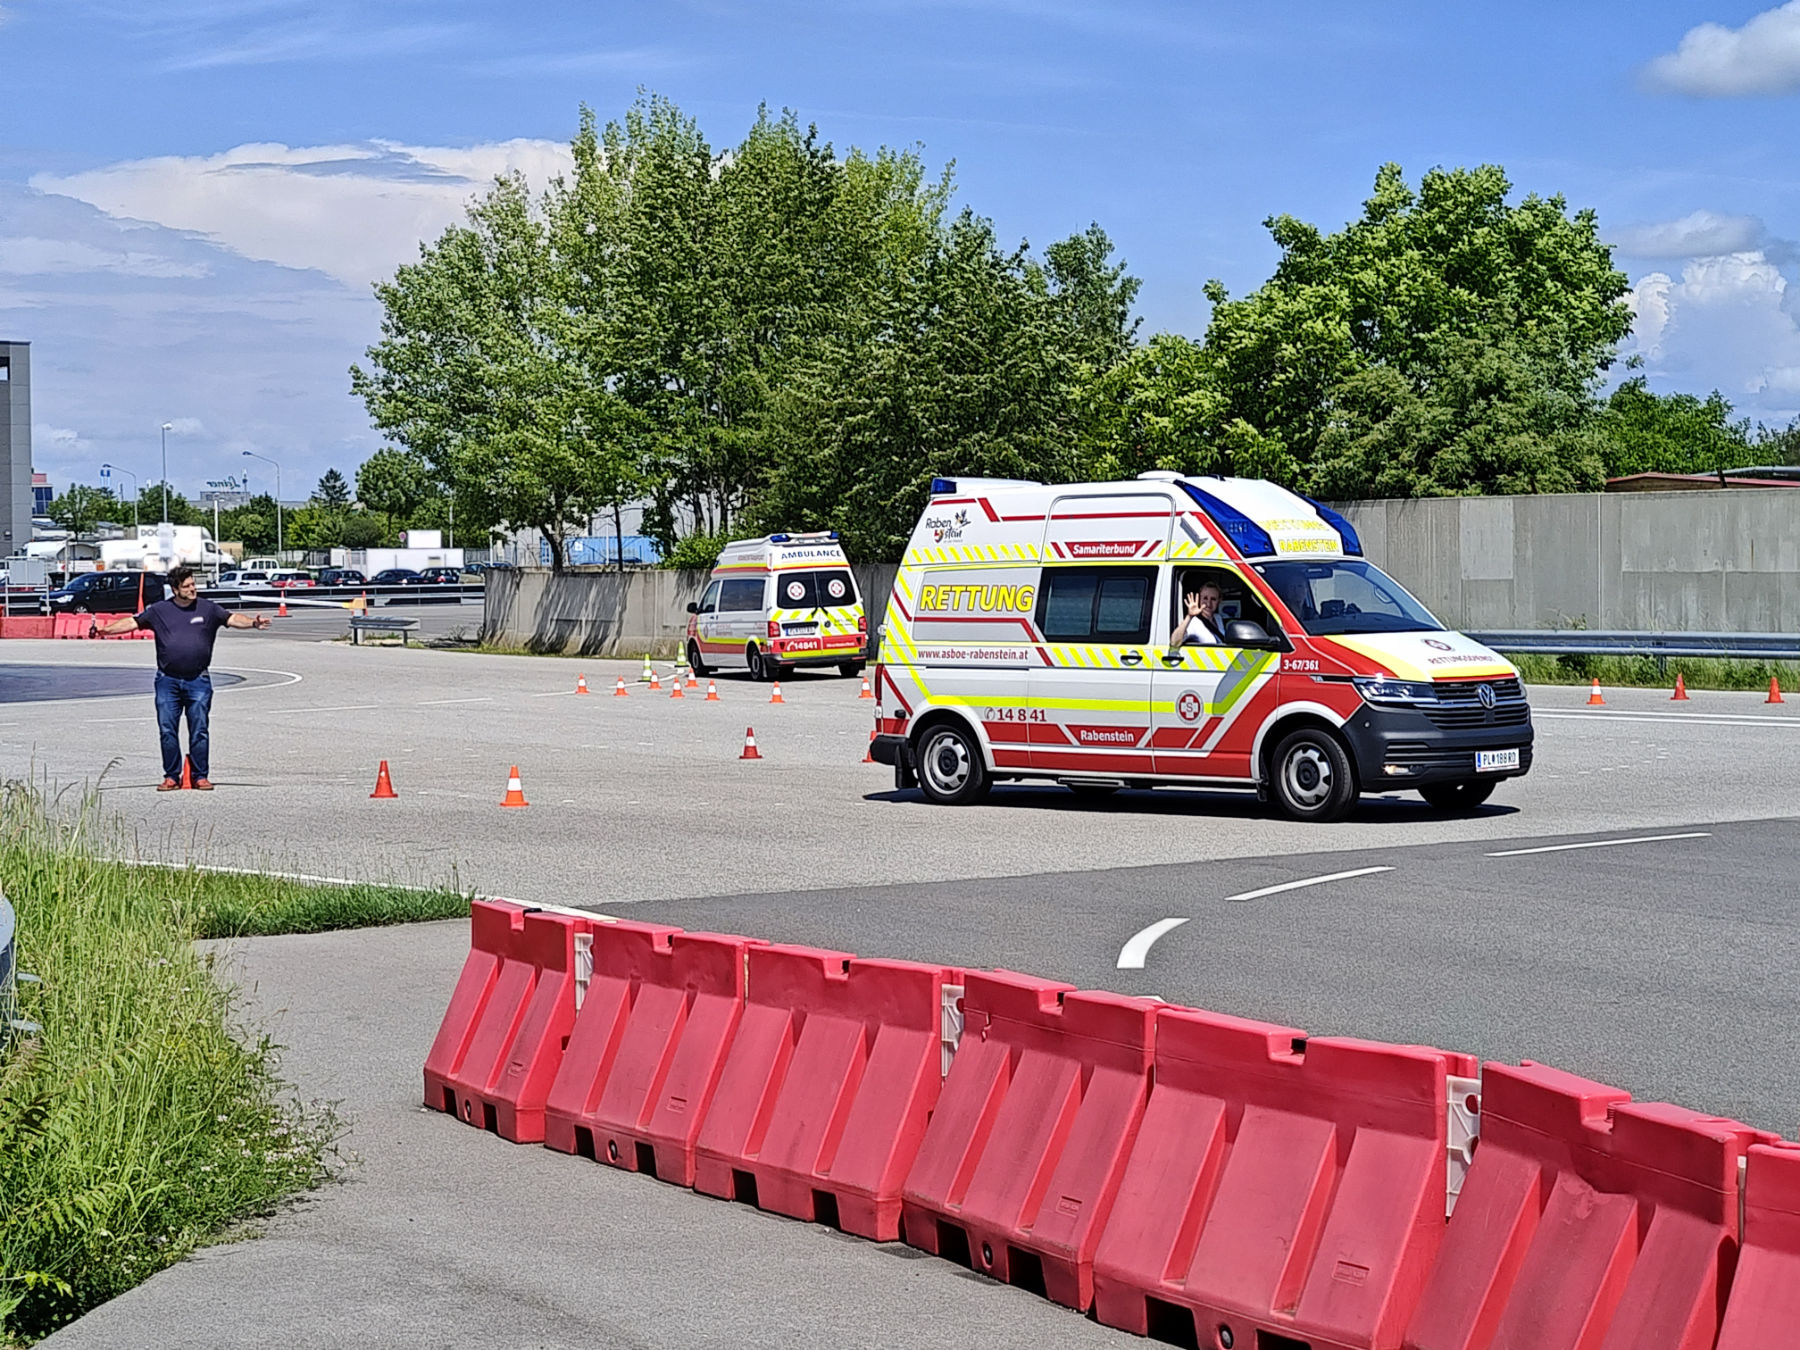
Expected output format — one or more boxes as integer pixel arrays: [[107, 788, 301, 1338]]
[[769, 681, 785, 705], [499, 765, 529, 807], [649, 669, 662, 691], [670, 676, 685, 699], [180, 756, 194, 789], [740, 727, 762, 760], [370, 760, 398, 799], [277, 598, 288, 618], [575, 674, 590, 695], [1770, 677, 1786, 705], [859, 675, 873, 699], [687, 669, 699, 690], [614, 677, 629, 697], [863, 729, 876, 763], [1587, 679, 1605, 706], [1671, 673, 1688, 701], [706, 680, 720, 702]]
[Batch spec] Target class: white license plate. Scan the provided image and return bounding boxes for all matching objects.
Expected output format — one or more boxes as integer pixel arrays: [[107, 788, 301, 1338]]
[[1475, 749, 1520, 773]]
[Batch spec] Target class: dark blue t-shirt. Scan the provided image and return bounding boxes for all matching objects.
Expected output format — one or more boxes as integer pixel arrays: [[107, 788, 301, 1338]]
[[136, 597, 231, 679]]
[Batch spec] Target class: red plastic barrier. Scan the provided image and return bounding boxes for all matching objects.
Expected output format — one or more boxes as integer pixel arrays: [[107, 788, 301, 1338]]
[[422, 900, 589, 1143], [692, 944, 950, 1240], [1403, 1061, 1774, 1350], [1092, 1007, 1474, 1350], [0, 615, 54, 639], [1715, 1141, 1800, 1349], [542, 922, 750, 1186], [52, 614, 92, 639], [900, 971, 1156, 1309]]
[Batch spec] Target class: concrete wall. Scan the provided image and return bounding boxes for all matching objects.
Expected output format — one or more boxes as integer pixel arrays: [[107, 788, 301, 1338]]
[[487, 489, 1800, 648], [1336, 488, 1800, 631], [483, 564, 902, 656], [1, 342, 31, 557]]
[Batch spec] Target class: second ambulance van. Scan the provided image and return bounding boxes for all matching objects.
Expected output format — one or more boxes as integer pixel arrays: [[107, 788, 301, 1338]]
[[687, 532, 869, 680], [869, 473, 1533, 821]]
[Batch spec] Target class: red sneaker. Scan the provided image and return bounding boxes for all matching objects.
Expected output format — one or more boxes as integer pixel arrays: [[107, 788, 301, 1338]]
[[157, 778, 180, 792], [192, 778, 214, 791]]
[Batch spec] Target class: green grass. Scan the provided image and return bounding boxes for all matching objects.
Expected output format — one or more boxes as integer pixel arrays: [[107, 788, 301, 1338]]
[[1509, 652, 1800, 692], [0, 783, 470, 1343]]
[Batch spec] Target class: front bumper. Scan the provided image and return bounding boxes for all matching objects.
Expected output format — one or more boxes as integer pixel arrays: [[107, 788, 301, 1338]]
[[1340, 702, 1534, 789]]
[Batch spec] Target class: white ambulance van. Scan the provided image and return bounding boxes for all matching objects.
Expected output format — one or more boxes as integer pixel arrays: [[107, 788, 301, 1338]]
[[686, 532, 869, 681], [869, 473, 1533, 821]]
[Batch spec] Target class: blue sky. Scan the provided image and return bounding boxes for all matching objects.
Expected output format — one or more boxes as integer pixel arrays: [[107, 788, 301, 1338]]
[[6, 1, 1800, 501]]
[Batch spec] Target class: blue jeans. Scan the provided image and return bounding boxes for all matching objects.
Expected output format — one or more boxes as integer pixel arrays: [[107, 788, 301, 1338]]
[[154, 673, 212, 781]]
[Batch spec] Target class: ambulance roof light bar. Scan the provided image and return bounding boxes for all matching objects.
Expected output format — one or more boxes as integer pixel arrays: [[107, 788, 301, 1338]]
[[1302, 497, 1363, 556], [929, 477, 1043, 496], [1177, 482, 1276, 558], [766, 532, 839, 543]]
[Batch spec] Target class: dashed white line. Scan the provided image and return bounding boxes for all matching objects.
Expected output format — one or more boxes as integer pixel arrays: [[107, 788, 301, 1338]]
[[279, 703, 381, 713], [1486, 831, 1712, 858], [417, 697, 493, 706], [1536, 710, 1798, 727], [1117, 917, 1189, 970], [1224, 865, 1395, 903]]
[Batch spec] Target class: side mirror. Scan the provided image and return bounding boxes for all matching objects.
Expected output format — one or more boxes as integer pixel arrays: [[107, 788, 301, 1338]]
[[685, 601, 699, 614], [1224, 618, 1282, 650]]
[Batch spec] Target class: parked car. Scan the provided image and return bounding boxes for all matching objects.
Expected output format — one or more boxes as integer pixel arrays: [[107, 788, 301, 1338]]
[[316, 568, 367, 587], [268, 569, 316, 588], [46, 571, 167, 615], [417, 566, 465, 585], [214, 570, 274, 589], [369, 568, 424, 586]]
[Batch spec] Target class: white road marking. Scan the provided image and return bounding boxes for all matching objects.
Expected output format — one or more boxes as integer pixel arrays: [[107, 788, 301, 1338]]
[[280, 703, 381, 713], [1487, 831, 1712, 858], [1117, 917, 1189, 970], [83, 716, 149, 723], [1536, 710, 1797, 727], [215, 665, 304, 689], [1224, 865, 1395, 903], [417, 697, 493, 706]]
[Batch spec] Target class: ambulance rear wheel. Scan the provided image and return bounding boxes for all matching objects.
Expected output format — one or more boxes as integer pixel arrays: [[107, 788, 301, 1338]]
[[915, 722, 990, 805], [839, 662, 865, 678], [686, 641, 710, 678], [1419, 779, 1496, 811], [1269, 728, 1357, 822], [746, 643, 772, 681]]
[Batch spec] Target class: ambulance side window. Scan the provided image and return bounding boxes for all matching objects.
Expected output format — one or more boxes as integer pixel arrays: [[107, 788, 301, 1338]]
[[720, 579, 764, 612], [1037, 566, 1156, 643], [699, 581, 722, 614]]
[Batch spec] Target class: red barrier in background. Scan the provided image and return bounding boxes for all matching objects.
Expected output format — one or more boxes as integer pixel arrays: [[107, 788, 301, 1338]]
[[422, 900, 588, 1143], [52, 614, 90, 639], [1403, 1061, 1774, 1350], [692, 944, 949, 1240], [900, 971, 1156, 1309], [1715, 1141, 1800, 1349], [1092, 1007, 1474, 1350], [0, 615, 54, 639], [543, 923, 751, 1186]]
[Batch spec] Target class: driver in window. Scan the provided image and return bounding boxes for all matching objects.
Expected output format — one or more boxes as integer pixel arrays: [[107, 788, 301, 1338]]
[[1170, 577, 1226, 646]]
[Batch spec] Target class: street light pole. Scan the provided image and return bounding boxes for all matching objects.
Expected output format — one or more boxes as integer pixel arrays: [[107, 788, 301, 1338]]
[[102, 464, 139, 530], [242, 451, 282, 559], [159, 423, 172, 521]]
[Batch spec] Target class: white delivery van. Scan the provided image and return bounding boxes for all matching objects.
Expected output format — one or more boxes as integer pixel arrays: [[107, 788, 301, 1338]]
[[686, 532, 869, 681], [870, 473, 1533, 821]]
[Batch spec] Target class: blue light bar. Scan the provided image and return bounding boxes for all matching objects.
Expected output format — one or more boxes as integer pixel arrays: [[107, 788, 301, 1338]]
[[1303, 497, 1363, 556], [769, 533, 790, 542], [1177, 482, 1275, 559], [929, 477, 957, 496]]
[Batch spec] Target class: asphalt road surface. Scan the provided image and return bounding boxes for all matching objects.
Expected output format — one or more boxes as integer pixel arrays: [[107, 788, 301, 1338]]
[[5, 638, 1797, 1348]]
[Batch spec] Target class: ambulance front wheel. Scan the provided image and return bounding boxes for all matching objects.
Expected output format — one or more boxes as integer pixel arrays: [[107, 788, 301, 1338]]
[[686, 640, 710, 678], [914, 721, 991, 805], [1269, 728, 1357, 822]]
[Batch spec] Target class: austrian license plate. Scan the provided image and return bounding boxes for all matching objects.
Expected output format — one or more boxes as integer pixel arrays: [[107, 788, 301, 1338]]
[[784, 623, 817, 635], [1475, 749, 1520, 773]]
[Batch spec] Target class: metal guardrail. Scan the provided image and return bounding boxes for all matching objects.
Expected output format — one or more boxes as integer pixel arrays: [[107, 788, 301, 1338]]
[[1470, 630, 1800, 661], [1, 581, 484, 617]]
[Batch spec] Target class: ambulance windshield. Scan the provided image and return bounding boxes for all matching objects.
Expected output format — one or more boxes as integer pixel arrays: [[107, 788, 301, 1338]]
[[777, 569, 858, 609], [1252, 560, 1444, 636]]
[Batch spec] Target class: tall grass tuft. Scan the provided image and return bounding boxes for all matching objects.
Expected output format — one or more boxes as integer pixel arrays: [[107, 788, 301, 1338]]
[[0, 782, 341, 1342]]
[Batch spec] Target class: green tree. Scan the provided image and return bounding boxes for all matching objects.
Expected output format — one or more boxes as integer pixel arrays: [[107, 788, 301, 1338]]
[[314, 469, 351, 507], [341, 513, 383, 549], [1199, 163, 1633, 498], [355, 448, 432, 539], [137, 484, 201, 526], [1597, 378, 1757, 477], [48, 485, 121, 535], [217, 497, 280, 555]]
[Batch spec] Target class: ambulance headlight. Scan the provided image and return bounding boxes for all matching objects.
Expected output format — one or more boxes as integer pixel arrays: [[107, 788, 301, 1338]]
[[1352, 677, 1437, 706]]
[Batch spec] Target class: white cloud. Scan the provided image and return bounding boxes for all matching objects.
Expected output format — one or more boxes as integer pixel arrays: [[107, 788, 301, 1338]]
[[0, 236, 208, 278], [1609, 209, 1770, 259], [1643, 2, 1800, 96], [1624, 252, 1800, 414], [33, 138, 573, 288]]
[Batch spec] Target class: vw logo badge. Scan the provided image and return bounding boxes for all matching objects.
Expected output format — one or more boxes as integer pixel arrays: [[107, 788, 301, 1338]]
[[1423, 639, 1453, 651], [1177, 690, 1204, 723], [1477, 683, 1496, 709]]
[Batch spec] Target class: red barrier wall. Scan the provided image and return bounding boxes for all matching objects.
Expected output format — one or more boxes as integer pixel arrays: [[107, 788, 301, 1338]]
[[1403, 1061, 1774, 1350], [692, 944, 949, 1240], [1715, 1141, 1800, 1349], [422, 900, 586, 1143], [0, 615, 54, 639], [543, 923, 750, 1186], [1092, 1007, 1472, 1350], [900, 971, 1156, 1309]]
